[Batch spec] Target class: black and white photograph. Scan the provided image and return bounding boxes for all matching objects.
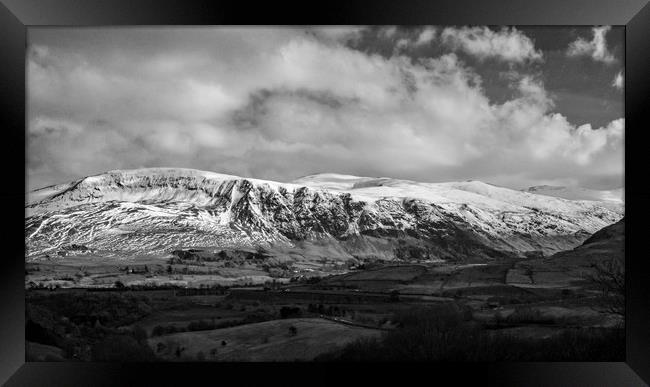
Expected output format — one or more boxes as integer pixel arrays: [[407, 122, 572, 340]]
[[24, 25, 625, 362]]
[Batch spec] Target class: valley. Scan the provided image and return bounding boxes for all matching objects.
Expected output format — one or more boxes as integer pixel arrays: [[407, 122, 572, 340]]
[[24, 168, 625, 362]]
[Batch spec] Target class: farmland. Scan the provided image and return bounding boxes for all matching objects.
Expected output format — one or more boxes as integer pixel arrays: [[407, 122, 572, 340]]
[[25, 256, 623, 362]]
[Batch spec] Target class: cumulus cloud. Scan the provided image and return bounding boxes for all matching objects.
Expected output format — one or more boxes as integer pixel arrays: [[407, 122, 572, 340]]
[[567, 26, 616, 63], [415, 27, 437, 46], [379, 26, 398, 39], [612, 71, 624, 89], [440, 26, 543, 63], [27, 27, 622, 191], [390, 27, 436, 54]]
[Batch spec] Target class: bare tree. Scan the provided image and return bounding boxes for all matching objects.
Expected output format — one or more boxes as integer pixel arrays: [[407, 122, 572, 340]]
[[585, 258, 624, 317]]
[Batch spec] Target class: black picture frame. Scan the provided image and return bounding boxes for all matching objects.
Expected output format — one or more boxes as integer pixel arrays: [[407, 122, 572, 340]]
[[2, 0, 649, 385]]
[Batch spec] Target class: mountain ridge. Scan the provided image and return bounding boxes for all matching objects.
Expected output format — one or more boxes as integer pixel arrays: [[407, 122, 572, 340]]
[[25, 168, 624, 263], [524, 185, 623, 203]]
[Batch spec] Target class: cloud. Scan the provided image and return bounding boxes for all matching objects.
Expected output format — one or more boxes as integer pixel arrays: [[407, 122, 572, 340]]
[[415, 27, 437, 46], [395, 38, 409, 51], [391, 27, 436, 55], [612, 71, 624, 89], [379, 26, 398, 39], [308, 26, 365, 44], [27, 27, 622, 191], [440, 26, 543, 63], [567, 26, 616, 63]]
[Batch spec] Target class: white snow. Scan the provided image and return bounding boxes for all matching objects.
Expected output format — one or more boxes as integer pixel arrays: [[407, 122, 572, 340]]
[[26, 168, 625, 222], [525, 185, 623, 203], [294, 174, 624, 216], [24, 168, 624, 259]]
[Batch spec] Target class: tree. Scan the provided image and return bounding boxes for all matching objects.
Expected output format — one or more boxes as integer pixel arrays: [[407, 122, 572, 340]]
[[280, 306, 301, 319], [132, 326, 148, 343], [91, 335, 155, 362], [152, 325, 165, 337], [389, 290, 400, 302], [585, 258, 624, 317], [114, 280, 126, 290], [288, 326, 297, 336]]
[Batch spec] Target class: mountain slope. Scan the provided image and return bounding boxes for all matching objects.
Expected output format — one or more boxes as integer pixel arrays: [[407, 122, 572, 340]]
[[25, 168, 623, 262], [506, 218, 624, 289], [547, 218, 624, 266]]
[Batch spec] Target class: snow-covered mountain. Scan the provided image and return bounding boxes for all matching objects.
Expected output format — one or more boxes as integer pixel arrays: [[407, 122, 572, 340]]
[[25, 168, 623, 262], [524, 185, 623, 203]]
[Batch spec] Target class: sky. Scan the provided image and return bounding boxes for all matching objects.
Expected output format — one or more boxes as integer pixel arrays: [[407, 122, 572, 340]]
[[27, 26, 624, 191]]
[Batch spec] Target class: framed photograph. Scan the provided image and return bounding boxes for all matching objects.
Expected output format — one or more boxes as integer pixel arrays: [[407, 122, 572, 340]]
[[2, 0, 649, 385]]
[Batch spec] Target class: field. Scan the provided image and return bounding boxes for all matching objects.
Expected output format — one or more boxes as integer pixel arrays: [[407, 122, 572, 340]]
[[25, 341, 66, 362], [26, 257, 274, 288], [25, 253, 624, 362], [149, 318, 382, 361]]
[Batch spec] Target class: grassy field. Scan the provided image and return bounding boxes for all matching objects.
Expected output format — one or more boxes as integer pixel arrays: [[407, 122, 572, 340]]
[[25, 253, 623, 362], [148, 318, 382, 361], [25, 255, 281, 289], [26, 341, 66, 361]]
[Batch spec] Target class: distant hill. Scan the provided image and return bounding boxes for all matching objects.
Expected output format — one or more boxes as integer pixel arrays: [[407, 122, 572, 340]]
[[507, 218, 624, 288], [545, 218, 624, 267]]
